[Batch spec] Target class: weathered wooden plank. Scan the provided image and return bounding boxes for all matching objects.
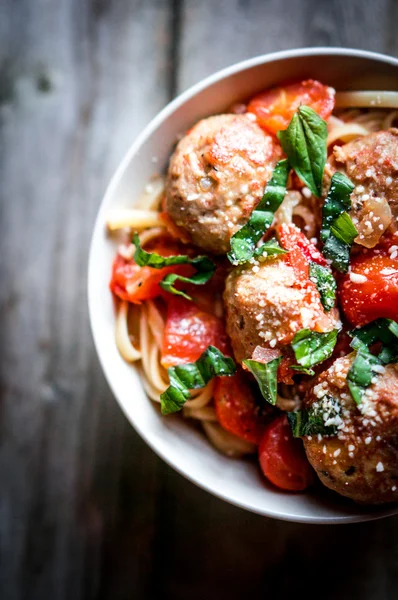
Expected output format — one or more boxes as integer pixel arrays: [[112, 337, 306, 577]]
[[0, 1, 172, 599], [177, 0, 397, 92]]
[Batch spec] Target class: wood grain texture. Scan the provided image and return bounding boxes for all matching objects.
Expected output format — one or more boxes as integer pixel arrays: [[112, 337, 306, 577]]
[[178, 0, 398, 91], [0, 1, 172, 599], [1, 0, 398, 599]]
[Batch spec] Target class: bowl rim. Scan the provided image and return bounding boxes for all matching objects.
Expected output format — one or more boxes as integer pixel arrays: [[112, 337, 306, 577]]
[[88, 47, 398, 524]]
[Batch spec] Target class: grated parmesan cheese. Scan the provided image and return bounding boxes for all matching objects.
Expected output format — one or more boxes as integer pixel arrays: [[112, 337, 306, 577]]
[[349, 272, 367, 283]]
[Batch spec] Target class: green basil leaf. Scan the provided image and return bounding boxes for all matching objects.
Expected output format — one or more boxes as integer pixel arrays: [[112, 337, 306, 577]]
[[309, 262, 337, 312], [378, 343, 398, 365], [227, 159, 290, 265], [160, 346, 236, 415], [320, 173, 357, 273], [291, 328, 339, 369], [349, 318, 398, 348], [322, 234, 351, 273], [321, 172, 355, 242], [288, 396, 341, 438], [133, 234, 215, 300], [252, 238, 288, 261], [347, 346, 382, 405], [322, 212, 358, 273], [243, 356, 282, 405], [277, 106, 327, 197], [289, 365, 315, 376], [347, 318, 398, 404], [159, 257, 216, 300], [330, 212, 358, 246]]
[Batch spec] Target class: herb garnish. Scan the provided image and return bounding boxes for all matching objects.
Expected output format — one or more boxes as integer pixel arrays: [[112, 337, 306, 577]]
[[252, 238, 287, 261], [277, 106, 328, 197], [243, 356, 282, 405], [227, 159, 290, 265], [347, 318, 398, 404], [347, 344, 382, 405], [133, 233, 215, 300], [309, 262, 337, 312], [291, 328, 339, 370], [288, 396, 341, 437], [320, 173, 357, 272], [320, 172, 355, 241], [160, 346, 236, 415], [349, 318, 398, 349]]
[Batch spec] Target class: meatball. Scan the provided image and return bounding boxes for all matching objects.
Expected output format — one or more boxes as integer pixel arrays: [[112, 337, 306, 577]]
[[165, 114, 281, 255], [325, 129, 398, 248], [303, 355, 398, 504], [223, 256, 340, 364]]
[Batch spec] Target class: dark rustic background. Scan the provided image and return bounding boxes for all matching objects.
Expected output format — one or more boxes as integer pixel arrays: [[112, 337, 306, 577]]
[[1, 1, 398, 598]]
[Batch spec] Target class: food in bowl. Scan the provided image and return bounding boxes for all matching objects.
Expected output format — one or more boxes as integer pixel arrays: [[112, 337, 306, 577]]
[[106, 78, 398, 504]]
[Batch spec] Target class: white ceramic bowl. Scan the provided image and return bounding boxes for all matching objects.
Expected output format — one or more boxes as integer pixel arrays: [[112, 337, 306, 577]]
[[88, 48, 398, 523]]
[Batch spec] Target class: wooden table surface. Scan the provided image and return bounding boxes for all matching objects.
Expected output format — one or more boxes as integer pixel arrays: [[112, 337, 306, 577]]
[[2, 1, 398, 598]]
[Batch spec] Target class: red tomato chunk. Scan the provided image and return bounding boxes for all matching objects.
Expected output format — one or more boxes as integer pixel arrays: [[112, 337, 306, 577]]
[[110, 241, 193, 304], [247, 79, 335, 135], [339, 249, 398, 327], [161, 296, 229, 368], [259, 416, 313, 491], [214, 372, 268, 445]]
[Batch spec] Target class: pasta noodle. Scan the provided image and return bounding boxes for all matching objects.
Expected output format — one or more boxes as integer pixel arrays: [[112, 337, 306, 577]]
[[115, 301, 141, 362], [202, 421, 257, 457], [107, 208, 163, 231], [107, 90, 397, 459], [335, 90, 398, 109]]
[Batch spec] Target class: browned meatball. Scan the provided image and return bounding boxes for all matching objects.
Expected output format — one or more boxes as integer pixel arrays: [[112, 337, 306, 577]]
[[223, 256, 340, 364], [165, 114, 281, 255], [303, 355, 398, 504], [325, 129, 398, 248]]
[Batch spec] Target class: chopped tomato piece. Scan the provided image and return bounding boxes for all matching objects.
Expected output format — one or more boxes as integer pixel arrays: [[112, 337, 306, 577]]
[[278, 223, 327, 267], [284, 246, 310, 281], [110, 244, 193, 304], [339, 249, 398, 326], [278, 354, 296, 385], [214, 372, 271, 444], [161, 296, 229, 368], [247, 80, 335, 135], [258, 416, 314, 491]]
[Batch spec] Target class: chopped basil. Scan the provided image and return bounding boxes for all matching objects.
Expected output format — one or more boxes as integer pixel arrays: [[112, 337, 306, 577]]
[[323, 216, 358, 273], [349, 318, 398, 348], [252, 238, 287, 261], [133, 233, 215, 300], [160, 270, 213, 301], [277, 106, 327, 197], [378, 344, 398, 365], [347, 344, 382, 405], [320, 173, 357, 273], [289, 365, 315, 376], [309, 262, 337, 312], [288, 397, 341, 437], [347, 318, 398, 404], [291, 328, 339, 369], [321, 172, 355, 243], [322, 235, 351, 273], [243, 356, 282, 405], [330, 212, 358, 246], [160, 346, 236, 415], [227, 159, 290, 265]]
